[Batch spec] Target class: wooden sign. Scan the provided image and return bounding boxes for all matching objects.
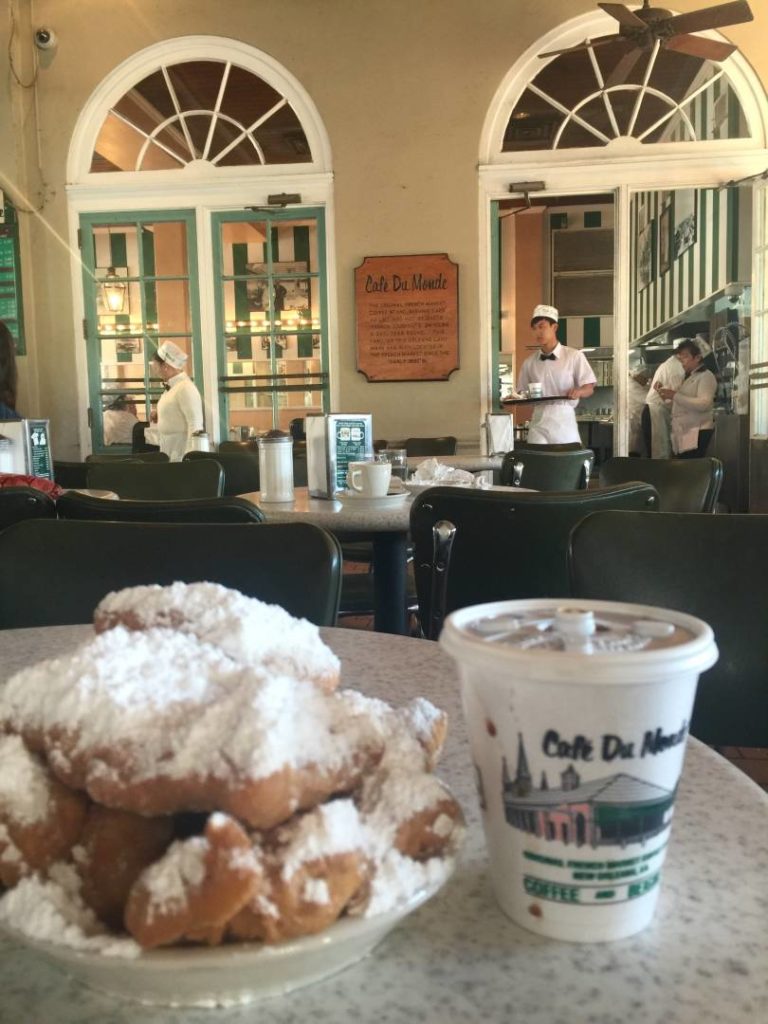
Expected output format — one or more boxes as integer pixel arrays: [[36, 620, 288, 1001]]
[[355, 253, 459, 381]]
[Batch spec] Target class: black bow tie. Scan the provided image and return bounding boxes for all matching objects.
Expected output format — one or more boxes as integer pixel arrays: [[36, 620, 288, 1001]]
[[162, 383, 170, 391], [540, 353, 557, 361]]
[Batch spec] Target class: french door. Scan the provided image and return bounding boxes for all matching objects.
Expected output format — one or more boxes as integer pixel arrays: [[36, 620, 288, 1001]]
[[79, 210, 202, 451], [212, 208, 329, 439]]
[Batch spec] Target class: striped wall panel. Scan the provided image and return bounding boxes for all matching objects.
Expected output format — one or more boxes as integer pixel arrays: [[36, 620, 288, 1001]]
[[630, 186, 743, 340]]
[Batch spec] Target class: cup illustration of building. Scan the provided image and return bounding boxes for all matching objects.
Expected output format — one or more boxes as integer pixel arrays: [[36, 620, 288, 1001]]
[[502, 735, 675, 849]]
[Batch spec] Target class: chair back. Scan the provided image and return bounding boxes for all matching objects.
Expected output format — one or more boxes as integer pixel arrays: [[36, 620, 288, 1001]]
[[411, 482, 659, 640], [218, 439, 260, 454], [183, 450, 259, 496], [398, 436, 457, 457], [499, 448, 595, 490], [598, 456, 723, 512], [568, 510, 768, 747], [56, 492, 265, 524], [513, 441, 584, 452], [0, 519, 342, 628], [0, 486, 56, 532], [86, 459, 223, 500], [53, 460, 90, 489], [87, 451, 169, 464]]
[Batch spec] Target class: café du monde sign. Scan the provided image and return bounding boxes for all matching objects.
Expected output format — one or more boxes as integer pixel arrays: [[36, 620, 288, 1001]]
[[355, 253, 459, 382]]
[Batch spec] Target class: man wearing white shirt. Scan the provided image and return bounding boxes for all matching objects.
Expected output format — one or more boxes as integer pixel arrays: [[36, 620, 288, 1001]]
[[642, 351, 685, 459], [515, 305, 596, 444]]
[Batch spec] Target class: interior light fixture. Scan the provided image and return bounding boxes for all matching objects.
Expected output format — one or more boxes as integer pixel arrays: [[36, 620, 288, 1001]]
[[102, 267, 126, 314]]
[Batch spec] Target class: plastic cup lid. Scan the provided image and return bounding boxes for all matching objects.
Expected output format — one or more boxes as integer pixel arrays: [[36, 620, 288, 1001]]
[[440, 598, 718, 684]]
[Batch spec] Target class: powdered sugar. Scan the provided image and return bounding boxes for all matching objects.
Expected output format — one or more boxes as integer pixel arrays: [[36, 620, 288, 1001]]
[[95, 582, 340, 687], [278, 800, 368, 880], [142, 837, 208, 919], [0, 627, 380, 788], [358, 848, 454, 919], [0, 865, 140, 958], [0, 734, 53, 826]]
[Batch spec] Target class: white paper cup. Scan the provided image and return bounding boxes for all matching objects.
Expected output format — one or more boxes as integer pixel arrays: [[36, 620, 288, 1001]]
[[440, 598, 718, 943], [346, 460, 391, 497]]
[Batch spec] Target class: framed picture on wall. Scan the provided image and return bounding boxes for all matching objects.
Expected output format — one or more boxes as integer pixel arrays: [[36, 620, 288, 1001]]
[[245, 261, 309, 312], [659, 206, 672, 276], [673, 189, 697, 258], [638, 219, 655, 289]]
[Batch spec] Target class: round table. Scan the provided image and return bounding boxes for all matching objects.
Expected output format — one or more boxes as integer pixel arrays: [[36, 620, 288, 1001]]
[[238, 487, 412, 634], [1, 624, 766, 1024]]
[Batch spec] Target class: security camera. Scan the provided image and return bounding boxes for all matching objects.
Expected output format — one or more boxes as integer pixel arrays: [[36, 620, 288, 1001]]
[[34, 28, 57, 51], [725, 282, 743, 303]]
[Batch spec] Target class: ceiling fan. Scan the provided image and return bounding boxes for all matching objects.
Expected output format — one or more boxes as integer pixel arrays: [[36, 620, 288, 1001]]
[[540, 1, 753, 82]]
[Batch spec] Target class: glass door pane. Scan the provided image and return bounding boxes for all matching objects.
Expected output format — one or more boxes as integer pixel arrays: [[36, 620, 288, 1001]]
[[81, 212, 201, 450], [213, 210, 328, 439]]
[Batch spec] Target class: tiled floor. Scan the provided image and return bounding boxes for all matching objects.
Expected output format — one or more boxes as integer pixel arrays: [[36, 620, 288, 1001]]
[[337, 605, 768, 792]]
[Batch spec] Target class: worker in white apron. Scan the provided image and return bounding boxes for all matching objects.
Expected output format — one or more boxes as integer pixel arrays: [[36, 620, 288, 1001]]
[[515, 305, 596, 444], [150, 341, 204, 462]]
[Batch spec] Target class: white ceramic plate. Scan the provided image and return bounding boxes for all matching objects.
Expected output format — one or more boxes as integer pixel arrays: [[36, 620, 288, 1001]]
[[4, 869, 452, 1008], [338, 491, 409, 509]]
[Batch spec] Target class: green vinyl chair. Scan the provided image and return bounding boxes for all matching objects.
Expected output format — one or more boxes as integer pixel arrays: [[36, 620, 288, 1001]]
[[598, 456, 723, 512], [86, 451, 170, 463], [499, 448, 595, 490], [0, 518, 341, 628], [56, 491, 265, 524], [182, 450, 260, 496], [86, 458, 223, 500], [568, 510, 768, 747], [411, 482, 659, 640], [0, 486, 57, 532]]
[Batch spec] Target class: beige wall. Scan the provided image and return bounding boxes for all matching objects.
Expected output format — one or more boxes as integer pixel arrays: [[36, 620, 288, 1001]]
[[1, 0, 767, 457]]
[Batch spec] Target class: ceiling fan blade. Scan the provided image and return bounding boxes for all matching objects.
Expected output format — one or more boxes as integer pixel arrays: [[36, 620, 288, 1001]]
[[665, 1, 753, 36], [539, 34, 619, 59], [605, 46, 645, 88], [664, 34, 738, 61], [597, 3, 647, 29]]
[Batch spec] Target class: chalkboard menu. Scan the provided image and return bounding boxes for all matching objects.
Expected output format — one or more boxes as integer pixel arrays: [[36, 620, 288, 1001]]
[[355, 253, 459, 382], [0, 196, 26, 354]]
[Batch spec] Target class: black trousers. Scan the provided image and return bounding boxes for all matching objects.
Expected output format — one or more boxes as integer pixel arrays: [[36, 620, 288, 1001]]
[[677, 429, 714, 459]]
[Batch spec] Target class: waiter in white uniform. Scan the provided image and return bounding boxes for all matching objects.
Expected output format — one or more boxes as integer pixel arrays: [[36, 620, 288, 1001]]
[[150, 341, 204, 462], [515, 305, 596, 444], [643, 352, 685, 459]]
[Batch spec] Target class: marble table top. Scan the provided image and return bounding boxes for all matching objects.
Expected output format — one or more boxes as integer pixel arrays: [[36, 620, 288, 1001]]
[[0, 624, 766, 1024]]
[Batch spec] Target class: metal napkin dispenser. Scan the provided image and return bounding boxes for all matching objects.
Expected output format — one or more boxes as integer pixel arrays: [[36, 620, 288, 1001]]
[[0, 418, 54, 479], [306, 413, 373, 498]]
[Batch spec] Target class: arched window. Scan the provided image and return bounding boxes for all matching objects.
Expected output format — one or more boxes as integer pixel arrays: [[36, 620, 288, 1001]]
[[68, 38, 333, 454], [90, 59, 311, 172], [503, 41, 748, 152]]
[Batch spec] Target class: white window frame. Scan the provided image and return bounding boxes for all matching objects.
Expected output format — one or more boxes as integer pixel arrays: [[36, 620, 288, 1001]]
[[478, 10, 768, 453], [65, 36, 336, 454]]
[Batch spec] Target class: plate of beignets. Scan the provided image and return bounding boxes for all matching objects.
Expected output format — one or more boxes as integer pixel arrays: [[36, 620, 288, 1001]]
[[0, 583, 463, 1007]]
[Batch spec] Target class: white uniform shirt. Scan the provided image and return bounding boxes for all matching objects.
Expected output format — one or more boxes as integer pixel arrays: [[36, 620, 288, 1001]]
[[156, 372, 204, 462], [644, 356, 685, 459], [517, 343, 596, 444], [671, 367, 717, 455], [102, 409, 138, 446]]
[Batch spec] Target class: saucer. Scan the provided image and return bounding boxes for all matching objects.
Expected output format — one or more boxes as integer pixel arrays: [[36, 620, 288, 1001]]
[[339, 491, 409, 509]]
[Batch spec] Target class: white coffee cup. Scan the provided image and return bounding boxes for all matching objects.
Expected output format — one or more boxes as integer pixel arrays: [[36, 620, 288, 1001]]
[[440, 598, 718, 943], [346, 459, 391, 498]]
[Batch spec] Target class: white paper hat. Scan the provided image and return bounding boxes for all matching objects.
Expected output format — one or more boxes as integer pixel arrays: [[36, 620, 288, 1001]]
[[155, 341, 188, 369], [531, 304, 559, 324]]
